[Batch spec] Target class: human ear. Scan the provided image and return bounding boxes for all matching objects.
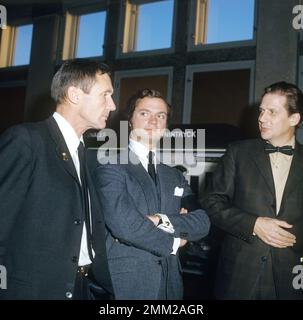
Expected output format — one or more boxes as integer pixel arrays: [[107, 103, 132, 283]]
[[289, 113, 300, 127], [67, 86, 80, 104]]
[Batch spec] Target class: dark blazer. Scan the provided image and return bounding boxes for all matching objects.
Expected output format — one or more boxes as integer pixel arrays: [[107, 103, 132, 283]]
[[94, 149, 210, 300], [0, 117, 112, 299], [202, 139, 303, 299]]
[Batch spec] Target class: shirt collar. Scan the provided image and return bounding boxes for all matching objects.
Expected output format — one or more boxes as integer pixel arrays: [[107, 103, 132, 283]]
[[129, 139, 157, 163], [53, 112, 83, 156]]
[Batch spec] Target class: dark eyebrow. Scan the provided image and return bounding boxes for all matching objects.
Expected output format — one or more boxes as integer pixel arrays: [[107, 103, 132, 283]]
[[102, 89, 113, 94], [137, 108, 167, 115], [259, 106, 276, 112]]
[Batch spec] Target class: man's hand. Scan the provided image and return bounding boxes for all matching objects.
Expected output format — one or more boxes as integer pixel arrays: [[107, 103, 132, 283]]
[[147, 214, 160, 226], [253, 217, 296, 248], [180, 239, 188, 247], [180, 208, 188, 215]]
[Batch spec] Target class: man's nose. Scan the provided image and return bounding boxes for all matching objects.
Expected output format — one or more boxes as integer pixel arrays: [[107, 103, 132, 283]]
[[107, 96, 116, 111], [148, 114, 157, 124], [259, 111, 267, 122]]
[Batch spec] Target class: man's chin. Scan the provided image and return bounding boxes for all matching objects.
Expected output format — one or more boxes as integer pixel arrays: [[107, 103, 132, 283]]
[[97, 120, 107, 130], [260, 130, 271, 141]]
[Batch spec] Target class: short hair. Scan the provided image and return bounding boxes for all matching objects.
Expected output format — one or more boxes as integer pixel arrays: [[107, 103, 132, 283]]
[[51, 59, 110, 104], [125, 88, 172, 122], [262, 81, 303, 125]]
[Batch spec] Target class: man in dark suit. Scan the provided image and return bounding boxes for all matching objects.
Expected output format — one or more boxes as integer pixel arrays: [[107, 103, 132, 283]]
[[0, 59, 115, 299], [94, 89, 210, 299], [202, 82, 303, 299]]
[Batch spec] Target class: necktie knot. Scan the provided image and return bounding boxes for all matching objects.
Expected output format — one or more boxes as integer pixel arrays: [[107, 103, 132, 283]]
[[264, 143, 294, 156]]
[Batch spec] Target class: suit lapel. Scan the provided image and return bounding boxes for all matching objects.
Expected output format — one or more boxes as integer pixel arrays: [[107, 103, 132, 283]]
[[250, 140, 276, 198], [126, 150, 160, 213], [249, 140, 275, 197], [279, 141, 303, 214], [45, 117, 80, 185]]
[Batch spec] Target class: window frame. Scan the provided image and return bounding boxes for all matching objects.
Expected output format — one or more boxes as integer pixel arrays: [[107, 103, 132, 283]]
[[0, 19, 33, 68], [187, 0, 258, 52], [60, 1, 108, 61], [117, 0, 177, 58], [183, 61, 255, 123], [113, 66, 174, 113]]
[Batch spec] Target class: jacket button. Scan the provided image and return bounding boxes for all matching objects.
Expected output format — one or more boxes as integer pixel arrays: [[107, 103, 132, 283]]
[[261, 256, 267, 262], [65, 291, 73, 299], [72, 256, 78, 263], [158, 260, 161, 265], [74, 219, 81, 225]]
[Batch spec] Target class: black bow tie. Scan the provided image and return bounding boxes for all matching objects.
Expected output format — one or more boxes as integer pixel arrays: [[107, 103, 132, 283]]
[[264, 143, 294, 156]]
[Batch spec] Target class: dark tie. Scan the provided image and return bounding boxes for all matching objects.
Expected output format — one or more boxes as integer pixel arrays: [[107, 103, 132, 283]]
[[264, 143, 294, 156], [148, 151, 157, 184], [77, 142, 94, 261]]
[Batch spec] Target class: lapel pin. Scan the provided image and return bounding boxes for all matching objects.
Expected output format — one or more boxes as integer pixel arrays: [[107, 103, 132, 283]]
[[62, 152, 69, 161]]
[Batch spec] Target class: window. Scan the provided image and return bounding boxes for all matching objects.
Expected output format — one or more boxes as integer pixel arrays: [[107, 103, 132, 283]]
[[183, 62, 256, 137], [0, 24, 33, 67], [113, 67, 173, 114], [190, 0, 255, 47], [13, 25, 33, 65], [121, 0, 174, 53], [63, 11, 106, 59]]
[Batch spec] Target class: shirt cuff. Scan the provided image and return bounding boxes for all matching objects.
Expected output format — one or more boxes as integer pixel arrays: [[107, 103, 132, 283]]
[[156, 213, 175, 234], [171, 237, 181, 255]]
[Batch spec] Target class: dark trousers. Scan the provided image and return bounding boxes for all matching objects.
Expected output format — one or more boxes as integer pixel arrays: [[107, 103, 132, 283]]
[[73, 267, 113, 300]]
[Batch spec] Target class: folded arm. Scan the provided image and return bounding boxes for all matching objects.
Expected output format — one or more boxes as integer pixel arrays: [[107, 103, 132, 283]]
[[94, 164, 176, 257], [201, 146, 258, 243], [159, 171, 210, 242]]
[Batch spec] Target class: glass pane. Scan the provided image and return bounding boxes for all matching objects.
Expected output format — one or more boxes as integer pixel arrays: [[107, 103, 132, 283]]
[[13, 24, 33, 66], [205, 0, 255, 44], [190, 69, 252, 135], [76, 11, 106, 58], [120, 75, 169, 112], [136, 0, 174, 51]]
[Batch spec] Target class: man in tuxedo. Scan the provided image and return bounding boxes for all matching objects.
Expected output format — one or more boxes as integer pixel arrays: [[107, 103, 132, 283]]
[[94, 89, 210, 299], [0, 59, 115, 299], [202, 81, 303, 299]]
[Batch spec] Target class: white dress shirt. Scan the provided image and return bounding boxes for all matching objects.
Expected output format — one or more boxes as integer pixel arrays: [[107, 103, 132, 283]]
[[53, 112, 93, 266], [129, 139, 181, 254]]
